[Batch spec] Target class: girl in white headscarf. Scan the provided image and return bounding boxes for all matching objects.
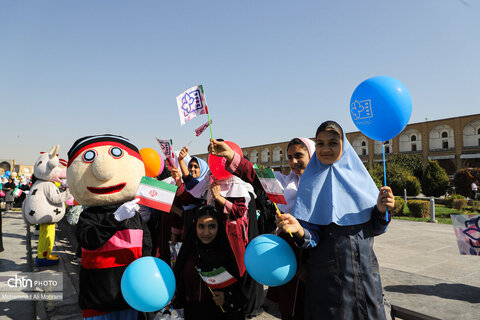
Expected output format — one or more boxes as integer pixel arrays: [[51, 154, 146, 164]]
[[209, 137, 316, 320]]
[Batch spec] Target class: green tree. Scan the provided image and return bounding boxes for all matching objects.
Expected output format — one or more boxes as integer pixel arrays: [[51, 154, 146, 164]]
[[369, 162, 421, 196], [421, 160, 450, 197], [389, 154, 424, 179]]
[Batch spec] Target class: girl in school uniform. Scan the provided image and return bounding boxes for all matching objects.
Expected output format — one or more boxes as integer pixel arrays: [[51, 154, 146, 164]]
[[276, 120, 395, 320], [209, 137, 316, 320]]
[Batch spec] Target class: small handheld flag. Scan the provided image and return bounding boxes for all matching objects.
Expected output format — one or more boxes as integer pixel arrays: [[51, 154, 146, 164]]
[[176, 85, 208, 126], [135, 176, 178, 212], [254, 168, 287, 205], [187, 120, 213, 146], [156, 138, 174, 164], [13, 188, 23, 197]]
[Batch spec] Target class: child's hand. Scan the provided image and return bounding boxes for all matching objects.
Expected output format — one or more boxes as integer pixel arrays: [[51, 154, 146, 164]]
[[210, 181, 221, 200], [209, 139, 235, 162], [178, 147, 188, 161], [377, 186, 395, 213], [212, 291, 225, 306], [170, 168, 182, 182], [275, 213, 304, 238]]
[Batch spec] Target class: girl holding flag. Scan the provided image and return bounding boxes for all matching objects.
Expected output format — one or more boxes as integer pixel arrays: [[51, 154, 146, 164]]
[[209, 136, 316, 320], [276, 121, 395, 320], [175, 147, 210, 236], [173, 205, 244, 320]]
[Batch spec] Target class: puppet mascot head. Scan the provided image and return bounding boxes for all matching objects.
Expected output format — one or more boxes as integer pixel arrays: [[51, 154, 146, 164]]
[[66, 134, 145, 207], [23, 145, 68, 225]]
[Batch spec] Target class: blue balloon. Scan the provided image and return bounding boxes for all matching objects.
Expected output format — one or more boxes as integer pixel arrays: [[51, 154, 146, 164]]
[[121, 257, 176, 312], [350, 76, 412, 142], [5, 171, 11, 176], [244, 234, 297, 287]]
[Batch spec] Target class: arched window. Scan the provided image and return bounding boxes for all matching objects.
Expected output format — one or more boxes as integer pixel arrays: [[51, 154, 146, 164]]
[[273, 147, 283, 162], [441, 131, 448, 138], [261, 148, 270, 163], [361, 141, 366, 146], [250, 150, 258, 164], [411, 135, 416, 142]]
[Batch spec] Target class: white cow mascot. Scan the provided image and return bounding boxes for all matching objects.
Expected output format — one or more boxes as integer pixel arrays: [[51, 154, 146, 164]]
[[22, 145, 72, 266]]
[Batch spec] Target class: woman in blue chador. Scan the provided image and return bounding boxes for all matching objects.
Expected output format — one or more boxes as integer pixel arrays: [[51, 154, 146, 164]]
[[277, 120, 395, 320]]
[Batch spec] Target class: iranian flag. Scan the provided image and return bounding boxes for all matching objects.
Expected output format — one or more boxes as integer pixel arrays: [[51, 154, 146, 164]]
[[135, 176, 178, 212], [197, 267, 237, 289], [13, 188, 23, 197], [254, 168, 287, 204]]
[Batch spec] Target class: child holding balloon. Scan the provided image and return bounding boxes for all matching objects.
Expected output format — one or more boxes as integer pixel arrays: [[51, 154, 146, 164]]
[[173, 205, 245, 320], [276, 121, 395, 320], [209, 137, 315, 320]]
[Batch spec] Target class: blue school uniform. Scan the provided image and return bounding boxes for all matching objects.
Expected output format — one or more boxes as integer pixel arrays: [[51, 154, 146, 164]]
[[293, 132, 390, 320]]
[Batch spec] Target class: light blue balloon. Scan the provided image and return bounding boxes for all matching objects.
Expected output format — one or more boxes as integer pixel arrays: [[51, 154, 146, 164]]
[[350, 76, 412, 142], [244, 234, 297, 287], [5, 171, 11, 176], [121, 257, 176, 312]]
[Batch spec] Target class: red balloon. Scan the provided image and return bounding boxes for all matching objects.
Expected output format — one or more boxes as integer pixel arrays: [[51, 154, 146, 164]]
[[209, 141, 243, 180]]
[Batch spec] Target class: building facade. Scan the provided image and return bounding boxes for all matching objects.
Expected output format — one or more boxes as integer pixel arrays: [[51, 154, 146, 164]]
[[195, 114, 480, 176]]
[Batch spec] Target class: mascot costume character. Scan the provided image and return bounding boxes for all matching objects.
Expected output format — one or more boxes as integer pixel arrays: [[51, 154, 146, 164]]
[[66, 134, 152, 319], [22, 145, 72, 267]]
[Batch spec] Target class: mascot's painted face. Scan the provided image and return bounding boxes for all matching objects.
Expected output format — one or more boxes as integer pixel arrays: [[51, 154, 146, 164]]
[[67, 135, 145, 207]]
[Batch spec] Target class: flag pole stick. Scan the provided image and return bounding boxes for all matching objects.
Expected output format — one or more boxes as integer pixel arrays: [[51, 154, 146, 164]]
[[274, 203, 293, 237], [207, 286, 226, 313]]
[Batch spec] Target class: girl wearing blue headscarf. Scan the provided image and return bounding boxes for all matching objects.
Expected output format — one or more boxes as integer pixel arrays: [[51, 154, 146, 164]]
[[277, 121, 395, 320], [176, 147, 210, 235]]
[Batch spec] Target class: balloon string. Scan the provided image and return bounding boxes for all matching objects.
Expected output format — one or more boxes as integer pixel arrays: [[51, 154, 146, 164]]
[[382, 143, 388, 222]]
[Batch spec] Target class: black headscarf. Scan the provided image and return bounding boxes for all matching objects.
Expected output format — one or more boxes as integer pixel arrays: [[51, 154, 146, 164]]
[[173, 205, 240, 308], [175, 205, 239, 279]]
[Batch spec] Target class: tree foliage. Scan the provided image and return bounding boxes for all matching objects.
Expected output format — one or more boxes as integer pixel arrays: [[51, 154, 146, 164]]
[[421, 160, 450, 197], [388, 154, 424, 179], [369, 162, 421, 196], [453, 168, 480, 197]]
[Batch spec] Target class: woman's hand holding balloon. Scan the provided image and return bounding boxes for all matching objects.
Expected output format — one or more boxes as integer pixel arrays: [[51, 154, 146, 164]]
[[209, 139, 235, 162], [377, 186, 395, 213], [275, 213, 304, 238]]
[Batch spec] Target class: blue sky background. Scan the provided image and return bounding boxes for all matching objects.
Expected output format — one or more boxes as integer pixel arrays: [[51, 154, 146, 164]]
[[1, 0, 479, 164]]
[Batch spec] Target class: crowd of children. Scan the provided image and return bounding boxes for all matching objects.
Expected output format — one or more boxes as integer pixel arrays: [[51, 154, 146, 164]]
[[21, 120, 395, 320]]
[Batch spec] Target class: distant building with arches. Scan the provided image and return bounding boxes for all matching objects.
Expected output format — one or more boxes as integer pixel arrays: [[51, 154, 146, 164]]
[[195, 114, 480, 176], [0, 159, 34, 177]]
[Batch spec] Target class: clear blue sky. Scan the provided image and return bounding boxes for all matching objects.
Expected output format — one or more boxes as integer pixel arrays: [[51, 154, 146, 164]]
[[1, 0, 479, 165]]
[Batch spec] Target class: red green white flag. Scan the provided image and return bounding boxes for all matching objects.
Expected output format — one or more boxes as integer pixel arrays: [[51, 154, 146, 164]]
[[135, 176, 178, 212], [13, 188, 23, 197], [197, 266, 237, 289], [254, 168, 287, 204]]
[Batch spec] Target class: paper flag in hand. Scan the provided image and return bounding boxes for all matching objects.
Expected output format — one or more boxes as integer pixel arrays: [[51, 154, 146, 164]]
[[195, 120, 213, 137], [135, 176, 178, 212], [176, 85, 208, 126], [254, 168, 287, 204]]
